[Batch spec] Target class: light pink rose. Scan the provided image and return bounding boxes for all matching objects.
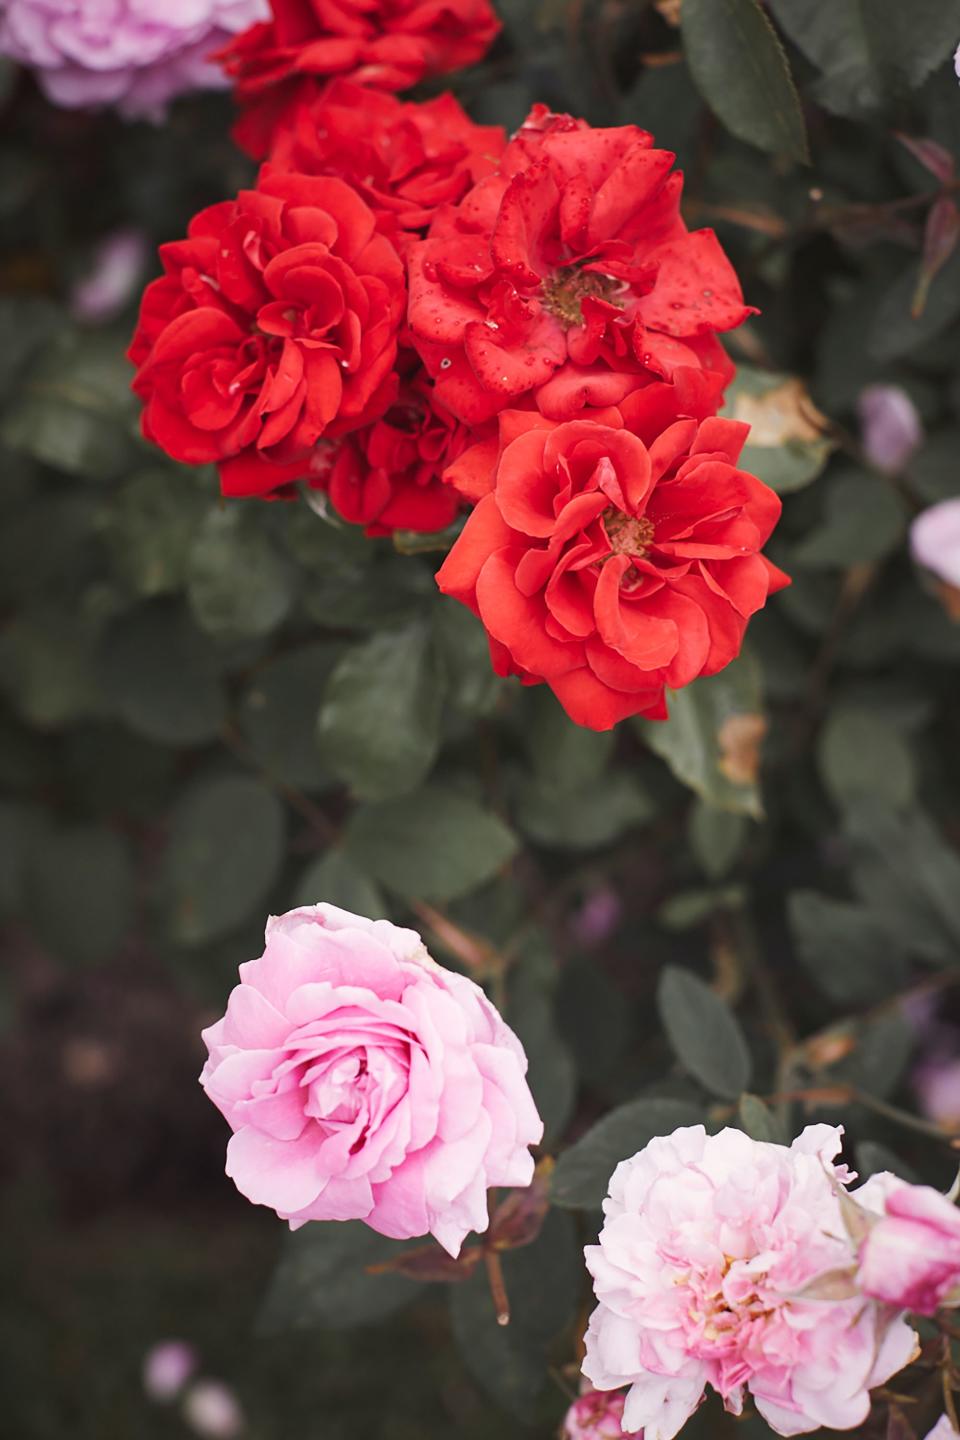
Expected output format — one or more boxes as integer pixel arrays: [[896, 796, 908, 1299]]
[[563, 1387, 640, 1439], [911, 498, 960, 589], [183, 1379, 245, 1438], [200, 904, 543, 1256], [855, 1173, 960, 1315], [857, 384, 923, 474], [143, 1340, 198, 1402], [583, 1125, 918, 1440], [924, 1417, 958, 1440]]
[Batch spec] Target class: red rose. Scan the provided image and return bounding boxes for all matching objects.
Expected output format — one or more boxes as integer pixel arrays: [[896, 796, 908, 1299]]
[[407, 107, 753, 427], [219, 0, 502, 159], [266, 80, 506, 249], [435, 384, 789, 730], [129, 171, 405, 500], [323, 367, 468, 533]]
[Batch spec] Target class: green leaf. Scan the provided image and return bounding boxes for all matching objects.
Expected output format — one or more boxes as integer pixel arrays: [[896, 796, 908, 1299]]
[[657, 965, 752, 1098], [869, 243, 960, 361], [317, 622, 443, 802], [689, 800, 748, 881], [0, 606, 104, 729], [513, 769, 654, 850], [158, 775, 285, 945], [788, 891, 908, 1003], [857, 1140, 920, 1184], [100, 468, 209, 598], [258, 1221, 422, 1333], [508, 963, 576, 1144], [98, 601, 224, 747], [818, 708, 916, 811], [769, 0, 960, 116], [793, 470, 906, 568], [638, 654, 766, 818], [834, 1010, 914, 1100], [682, 0, 808, 161], [344, 784, 517, 902], [738, 1094, 786, 1144], [24, 822, 134, 966], [552, 1096, 704, 1209], [432, 602, 501, 717], [845, 802, 960, 962], [239, 642, 344, 792], [720, 367, 833, 494], [450, 1210, 579, 1419], [293, 848, 387, 917], [525, 689, 614, 786], [0, 330, 136, 479], [187, 507, 295, 641]]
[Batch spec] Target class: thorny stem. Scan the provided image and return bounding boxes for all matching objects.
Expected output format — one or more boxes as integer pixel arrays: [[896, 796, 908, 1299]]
[[484, 1249, 511, 1327]]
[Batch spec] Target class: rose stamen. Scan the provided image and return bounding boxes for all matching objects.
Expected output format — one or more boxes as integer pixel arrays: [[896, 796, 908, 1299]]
[[539, 265, 626, 328]]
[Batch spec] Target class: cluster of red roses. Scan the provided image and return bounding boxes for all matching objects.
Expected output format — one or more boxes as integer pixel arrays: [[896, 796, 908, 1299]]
[[129, 0, 788, 730]]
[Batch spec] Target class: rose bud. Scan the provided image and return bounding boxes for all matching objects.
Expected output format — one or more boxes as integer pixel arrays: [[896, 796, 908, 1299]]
[[855, 1175, 960, 1315], [563, 1388, 639, 1438]]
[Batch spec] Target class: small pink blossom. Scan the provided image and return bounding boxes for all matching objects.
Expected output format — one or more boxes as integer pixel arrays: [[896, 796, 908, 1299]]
[[572, 887, 623, 948], [911, 498, 960, 589], [183, 1380, 245, 1438], [857, 384, 923, 474], [924, 1417, 958, 1440], [563, 1387, 640, 1438], [200, 904, 543, 1256], [583, 1124, 918, 1440], [855, 1173, 960, 1315], [70, 228, 149, 324], [142, 1340, 198, 1401]]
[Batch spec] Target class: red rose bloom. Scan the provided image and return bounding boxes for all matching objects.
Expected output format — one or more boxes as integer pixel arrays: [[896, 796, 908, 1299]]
[[407, 107, 753, 427], [220, 0, 502, 159], [266, 80, 506, 249], [435, 384, 789, 730], [324, 368, 467, 533], [129, 171, 405, 500]]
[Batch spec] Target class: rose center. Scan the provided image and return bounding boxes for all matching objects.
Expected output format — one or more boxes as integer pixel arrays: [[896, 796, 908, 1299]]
[[604, 508, 654, 558], [539, 266, 626, 328]]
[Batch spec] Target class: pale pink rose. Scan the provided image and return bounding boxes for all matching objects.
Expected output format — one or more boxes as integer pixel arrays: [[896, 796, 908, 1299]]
[[583, 1125, 918, 1440], [855, 1173, 960, 1315], [200, 904, 543, 1256], [182, 1379, 244, 1438], [563, 1387, 640, 1438], [924, 1417, 958, 1440], [142, 1340, 197, 1402], [70, 228, 149, 324], [911, 499, 960, 589]]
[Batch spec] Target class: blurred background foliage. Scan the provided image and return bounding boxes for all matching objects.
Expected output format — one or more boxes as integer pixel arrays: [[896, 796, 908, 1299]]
[[4, 1, 960, 1436]]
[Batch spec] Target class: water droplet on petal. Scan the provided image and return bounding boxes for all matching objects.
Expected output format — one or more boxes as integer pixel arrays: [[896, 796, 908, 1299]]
[[439, 357, 452, 370]]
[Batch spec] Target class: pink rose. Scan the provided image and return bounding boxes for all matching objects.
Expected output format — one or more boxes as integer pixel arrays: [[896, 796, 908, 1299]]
[[583, 1124, 918, 1440], [200, 904, 543, 1256], [911, 498, 960, 589], [855, 1174, 960, 1315], [563, 1388, 640, 1438]]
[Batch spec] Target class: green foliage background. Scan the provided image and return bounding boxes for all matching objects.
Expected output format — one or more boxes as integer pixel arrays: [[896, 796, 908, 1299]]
[[3, 2, 960, 1435]]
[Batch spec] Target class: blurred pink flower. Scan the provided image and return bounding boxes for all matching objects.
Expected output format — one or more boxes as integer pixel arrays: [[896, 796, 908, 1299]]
[[855, 1173, 960, 1316], [143, 1340, 198, 1402], [200, 904, 543, 1256], [911, 498, 960, 589], [70, 228, 149, 324], [572, 887, 623, 948], [563, 1387, 639, 1438], [857, 384, 923, 474], [915, 1052, 960, 1128], [0, 0, 268, 120], [924, 1417, 957, 1440], [183, 1379, 245, 1438], [583, 1124, 917, 1440]]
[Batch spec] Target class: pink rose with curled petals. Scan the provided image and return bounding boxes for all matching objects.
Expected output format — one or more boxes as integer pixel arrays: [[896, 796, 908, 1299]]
[[911, 498, 960, 589], [582, 1124, 918, 1440], [563, 1388, 640, 1438], [200, 904, 543, 1256], [854, 1173, 960, 1316]]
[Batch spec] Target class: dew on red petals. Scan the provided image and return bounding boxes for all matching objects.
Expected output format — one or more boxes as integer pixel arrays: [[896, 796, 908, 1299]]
[[702, 289, 713, 298], [440, 357, 452, 369]]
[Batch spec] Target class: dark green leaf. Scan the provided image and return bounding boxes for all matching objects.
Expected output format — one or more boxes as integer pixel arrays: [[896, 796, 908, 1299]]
[[239, 642, 343, 792], [552, 1096, 704, 1209], [508, 963, 576, 1144], [344, 784, 517, 902], [857, 1140, 920, 1183], [25, 822, 134, 966], [818, 708, 916, 811], [638, 654, 766, 818], [293, 848, 387, 918], [789, 891, 907, 1004], [101, 468, 209, 598], [0, 606, 104, 729], [682, 0, 808, 161], [449, 1210, 579, 1419], [188, 507, 295, 640], [738, 1094, 786, 1144], [98, 602, 224, 747], [158, 775, 285, 945], [793, 471, 906, 568], [689, 801, 748, 881], [259, 1222, 422, 1333], [513, 769, 654, 850], [658, 965, 752, 1098], [317, 621, 443, 801], [432, 602, 501, 717]]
